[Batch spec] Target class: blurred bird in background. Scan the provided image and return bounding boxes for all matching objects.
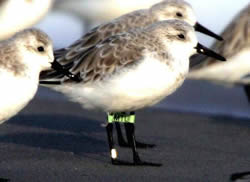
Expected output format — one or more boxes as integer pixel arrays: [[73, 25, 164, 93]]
[[54, 0, 162, 28], [0, 0, 54, 40], [188, 3, 250, 101]]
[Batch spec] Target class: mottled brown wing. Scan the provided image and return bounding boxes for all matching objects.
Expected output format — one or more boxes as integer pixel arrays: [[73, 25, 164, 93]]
[[54, 9, 151, 66], [54, 20, 133, 64], [40, 10, 152, 80], [40, 22, 128, 80], [40, 26, 103, 79], [193, 4, 250, 69], [62, 33, 145, 84]]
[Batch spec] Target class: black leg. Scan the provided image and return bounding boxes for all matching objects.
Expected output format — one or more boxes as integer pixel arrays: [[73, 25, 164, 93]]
[[244, 85, 250, 103], [124, 123, 162, 166], [124, 118, 156, 148], [127, 112, 156, 148], [105, 123, 117, 164], [115, 112, 155, 149], [115, 122, 129, 147], [105, 123, 133, 165]]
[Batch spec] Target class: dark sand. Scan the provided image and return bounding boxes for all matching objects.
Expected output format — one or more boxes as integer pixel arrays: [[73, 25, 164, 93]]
[[0, 88, 250, 182]]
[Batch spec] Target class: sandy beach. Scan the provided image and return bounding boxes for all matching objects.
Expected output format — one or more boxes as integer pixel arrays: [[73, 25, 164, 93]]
[[0, 87, 249, 181]]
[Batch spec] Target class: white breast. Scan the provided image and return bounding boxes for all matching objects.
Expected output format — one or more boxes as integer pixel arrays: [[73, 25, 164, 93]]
[[52, 53, 189, 112], [0, 70, 38, 124]]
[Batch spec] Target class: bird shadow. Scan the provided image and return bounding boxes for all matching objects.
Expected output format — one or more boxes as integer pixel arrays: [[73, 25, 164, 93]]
[[0, 114, 108, 155], [7, 114, 104, 134], [0, 132, 107, 155]]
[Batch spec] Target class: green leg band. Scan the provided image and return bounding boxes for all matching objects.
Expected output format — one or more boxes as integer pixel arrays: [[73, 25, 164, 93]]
[[108, 112, 135, 124]]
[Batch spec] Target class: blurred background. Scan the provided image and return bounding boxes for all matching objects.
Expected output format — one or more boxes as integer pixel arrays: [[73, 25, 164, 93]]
[[33, 0, 250, 118]]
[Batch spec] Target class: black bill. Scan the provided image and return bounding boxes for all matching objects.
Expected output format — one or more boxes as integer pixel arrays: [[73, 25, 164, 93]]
[[195, 22, 223, 41], [51, 60, 82, 82], [195, 43, 226, 61]]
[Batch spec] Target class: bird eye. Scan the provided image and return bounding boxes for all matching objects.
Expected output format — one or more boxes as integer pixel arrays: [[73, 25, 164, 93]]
[[178, 34, 185, 39], [176, 12, 183, 17], [37, 46, 45, 52]]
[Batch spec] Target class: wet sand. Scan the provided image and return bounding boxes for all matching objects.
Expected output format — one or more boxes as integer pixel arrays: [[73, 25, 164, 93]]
[[0, 88, 250, 182]]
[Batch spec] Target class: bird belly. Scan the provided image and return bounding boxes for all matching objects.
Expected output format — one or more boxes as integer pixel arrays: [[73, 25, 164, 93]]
[[55, 57, 188, 112]]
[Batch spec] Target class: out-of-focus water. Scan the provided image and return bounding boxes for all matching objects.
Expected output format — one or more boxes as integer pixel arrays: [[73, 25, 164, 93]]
[[36, 0, 250, 119]]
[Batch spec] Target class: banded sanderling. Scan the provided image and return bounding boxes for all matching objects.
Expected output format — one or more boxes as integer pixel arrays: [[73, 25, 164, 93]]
[[41, 20, 226, 166], [42, 0, 223, 149]]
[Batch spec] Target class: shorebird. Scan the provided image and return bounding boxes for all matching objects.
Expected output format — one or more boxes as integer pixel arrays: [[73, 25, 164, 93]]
[[0, 0, 54, 40], [54, 0, 222, 50], [41, 0, 223, 150], [188, 4, 250, 101], [0, 28, 54, 124], [40, 20, 226, 166], [0, 28, 54, 181]]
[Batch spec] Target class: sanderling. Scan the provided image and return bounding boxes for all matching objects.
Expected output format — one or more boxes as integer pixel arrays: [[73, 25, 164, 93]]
[[0, 28, 54, 124], [188, 4, 250, 99], [41, 0, 223, 151], [0, 0, 54, 40], [54, 0, 222, 51], [40, 20, 226, 166]]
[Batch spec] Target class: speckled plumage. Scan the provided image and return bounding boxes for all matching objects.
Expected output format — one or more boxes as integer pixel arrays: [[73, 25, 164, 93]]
[[43, 21, 191, 84], [68, 29, 167, 83], [40, 20, 198, 112], [0, 43, 24, 76], [0, 29, 52, 76], [41, 0, 197, 80]]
